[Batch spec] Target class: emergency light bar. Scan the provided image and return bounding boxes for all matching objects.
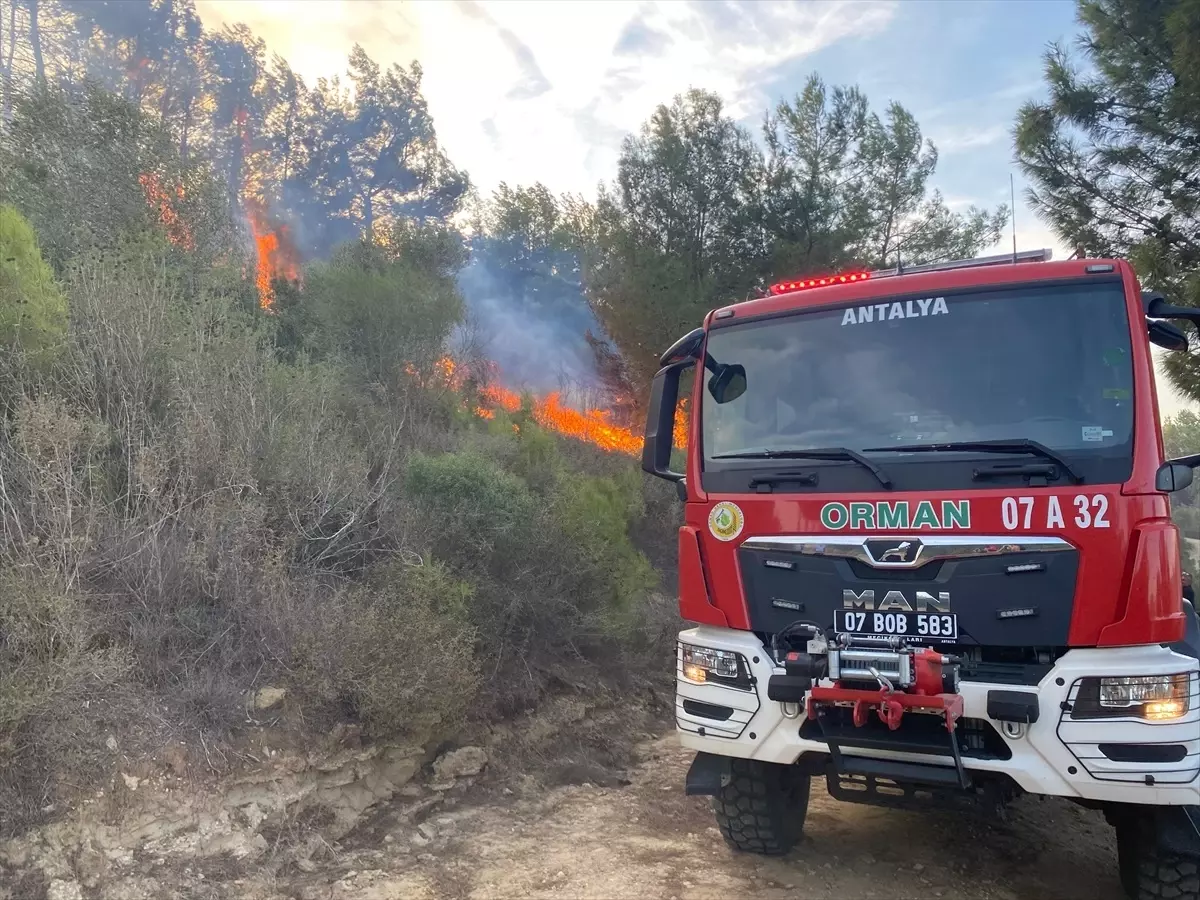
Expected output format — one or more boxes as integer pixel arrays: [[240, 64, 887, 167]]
[[769, 272, 870, 295], [768, 248, 1054, 297]]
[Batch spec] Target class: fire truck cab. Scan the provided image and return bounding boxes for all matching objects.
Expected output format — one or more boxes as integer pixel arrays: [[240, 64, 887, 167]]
[[641, 250, 1200, 898]]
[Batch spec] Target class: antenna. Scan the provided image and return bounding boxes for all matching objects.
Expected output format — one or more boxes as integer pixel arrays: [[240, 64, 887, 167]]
[[1010, 173, 1018, 263]]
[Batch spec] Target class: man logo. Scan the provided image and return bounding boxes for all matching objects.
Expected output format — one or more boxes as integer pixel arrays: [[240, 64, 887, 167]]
[[879, 541, 913, 562], [864, 538, 924, 567], [842, 589, 951, 612]]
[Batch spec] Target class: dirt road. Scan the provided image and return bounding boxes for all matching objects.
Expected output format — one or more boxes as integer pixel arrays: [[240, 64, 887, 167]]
[[274, 734, 1125, 900]]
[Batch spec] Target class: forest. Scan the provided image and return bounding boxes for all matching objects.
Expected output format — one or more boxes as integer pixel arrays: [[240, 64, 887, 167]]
[[0, 0, 1198, 838]]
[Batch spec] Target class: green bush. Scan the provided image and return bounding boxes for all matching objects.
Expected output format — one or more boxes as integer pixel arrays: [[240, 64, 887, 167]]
[[290, 559, 480, 740], [401, 427, 662, 712], [0, 205, 68, 365], [291, 240, 464, 389], [551, 468, 656, 628], [405, 449, 538, 565]]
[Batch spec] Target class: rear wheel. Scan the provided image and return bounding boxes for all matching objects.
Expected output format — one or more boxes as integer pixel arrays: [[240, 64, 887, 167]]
[[711, 758, 810, 856], [1116, 819, 1200, 900]]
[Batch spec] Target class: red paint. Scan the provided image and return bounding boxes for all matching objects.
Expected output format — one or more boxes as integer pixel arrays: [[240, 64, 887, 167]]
[[806, 684, 965, 732], [677, 526, 727, 627], [911, 647, 950, 696], [678, 258, 1187, 648]]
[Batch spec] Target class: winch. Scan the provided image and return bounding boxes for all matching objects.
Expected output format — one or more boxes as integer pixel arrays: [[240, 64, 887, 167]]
[[767, 628, 964, 733]]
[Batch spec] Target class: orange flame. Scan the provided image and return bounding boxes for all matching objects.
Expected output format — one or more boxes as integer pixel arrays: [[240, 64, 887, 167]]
[[673, 397, 690, 450], [417, 356, 686, 457], [245, 198, 301, 311], [138, 173, 194, 251]]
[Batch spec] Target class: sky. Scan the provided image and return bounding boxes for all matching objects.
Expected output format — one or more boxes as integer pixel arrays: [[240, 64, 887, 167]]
[[194, 0, 1196, 417]]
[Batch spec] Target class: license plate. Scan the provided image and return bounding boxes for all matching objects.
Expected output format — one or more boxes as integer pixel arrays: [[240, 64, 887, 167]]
[[834, 610, 958, 641]]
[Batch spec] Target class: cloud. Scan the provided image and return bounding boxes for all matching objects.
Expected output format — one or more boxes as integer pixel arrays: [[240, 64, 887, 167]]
[[452, 0, 552, 100], [930, 124, 1008, 155], [613, 17, 673, 57], [196, 0, 897, 198]]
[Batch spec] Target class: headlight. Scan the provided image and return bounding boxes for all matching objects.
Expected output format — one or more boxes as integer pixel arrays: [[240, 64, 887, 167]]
[[679, 643, 752, 689], [1071, 673, 1194, 721]]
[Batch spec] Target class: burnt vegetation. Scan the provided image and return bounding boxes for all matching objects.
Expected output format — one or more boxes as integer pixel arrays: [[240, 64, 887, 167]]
[[0, 0, 1024, 837]]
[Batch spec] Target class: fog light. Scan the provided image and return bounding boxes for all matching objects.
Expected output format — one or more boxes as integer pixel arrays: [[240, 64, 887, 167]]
[[1072, 673, 1194, 721], [679, 643, 750, 688]]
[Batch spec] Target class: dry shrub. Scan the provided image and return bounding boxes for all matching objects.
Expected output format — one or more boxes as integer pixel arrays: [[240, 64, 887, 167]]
[[289, 559, 480, 740], [0, 567, 137, 834]]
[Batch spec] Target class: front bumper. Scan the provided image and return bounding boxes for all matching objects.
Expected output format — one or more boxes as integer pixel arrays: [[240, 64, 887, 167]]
[[676, 625, 1200, 806]]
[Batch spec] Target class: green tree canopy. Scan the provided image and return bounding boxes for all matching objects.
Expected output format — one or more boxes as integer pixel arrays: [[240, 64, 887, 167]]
[[0, 204, 67, 359], [576, 81, 1006, 398], [1014, 0, 1200, 399], [765, 75, 1006, 275]]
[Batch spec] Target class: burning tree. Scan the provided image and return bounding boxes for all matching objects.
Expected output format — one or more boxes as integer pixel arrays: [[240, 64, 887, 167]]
[[3, 1, 690, 453], [138, 171, 194, 250]]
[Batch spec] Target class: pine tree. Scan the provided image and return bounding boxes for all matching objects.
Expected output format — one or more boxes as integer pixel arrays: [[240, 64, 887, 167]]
[[1014, 0, 1200, 397], [0, 203, 67, 361]]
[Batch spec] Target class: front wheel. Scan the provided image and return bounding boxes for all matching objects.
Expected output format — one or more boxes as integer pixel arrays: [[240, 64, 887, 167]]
[[1116, 819, 1200, 900], [711, 758, 810, 856]]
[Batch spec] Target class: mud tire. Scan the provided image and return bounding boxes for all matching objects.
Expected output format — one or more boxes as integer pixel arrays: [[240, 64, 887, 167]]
[[711, 758, 810, 856], [1116, 821, 1200, 900]]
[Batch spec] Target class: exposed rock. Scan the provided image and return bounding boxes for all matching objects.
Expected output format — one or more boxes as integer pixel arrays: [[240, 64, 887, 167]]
[[416, 822, 437, 841], [431, 746, 487, 787], [105, 735, 119, 753], [46, 880, 83, 900], [253, 687, 287, 710], [1, 739, 426, 888], [163, 744, 188, 777], [75, 848, 107, 889], [329, 723, 362, 746]]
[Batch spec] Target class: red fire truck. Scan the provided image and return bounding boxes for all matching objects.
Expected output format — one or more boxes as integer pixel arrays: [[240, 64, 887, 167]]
[[641, 249, 1200, 898]]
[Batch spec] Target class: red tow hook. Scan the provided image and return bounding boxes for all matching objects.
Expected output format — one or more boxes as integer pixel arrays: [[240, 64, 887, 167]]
[[809, 685, 965, 732], [807, 646, 965, 733], [878, 697, 906, 730]]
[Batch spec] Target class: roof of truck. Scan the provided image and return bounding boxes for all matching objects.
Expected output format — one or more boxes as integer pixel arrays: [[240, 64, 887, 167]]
[[708, 256, 1132, 327]]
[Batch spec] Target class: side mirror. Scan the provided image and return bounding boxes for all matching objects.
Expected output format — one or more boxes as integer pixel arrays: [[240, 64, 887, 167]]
[[642, 360, 691, 485], [1148, 319, 1189, 352], [1158, 460, 1198, 493], [659, 327, 706, 367], [1145, 291, 1200, 326], [707, 363, 747, 404]]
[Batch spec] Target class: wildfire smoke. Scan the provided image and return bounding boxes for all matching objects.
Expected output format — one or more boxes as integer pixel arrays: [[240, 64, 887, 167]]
[[134, 176, 680, 455]]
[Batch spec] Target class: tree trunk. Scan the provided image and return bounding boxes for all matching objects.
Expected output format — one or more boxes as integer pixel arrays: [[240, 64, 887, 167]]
[[229, 131, 243, 215], [158, 0, 175, 119], [27, 0, 43, 83], [3, 1, 18, 123], [0, 2, 6, 125], [179, 94, 192, 163]]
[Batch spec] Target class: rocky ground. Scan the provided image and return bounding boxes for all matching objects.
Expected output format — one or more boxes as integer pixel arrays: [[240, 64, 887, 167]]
[[3, 727, 1129, 900]]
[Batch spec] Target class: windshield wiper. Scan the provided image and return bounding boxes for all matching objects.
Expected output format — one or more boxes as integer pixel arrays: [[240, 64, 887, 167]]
[[712, 447, 893, 489], [864, 439, 1084, 484]]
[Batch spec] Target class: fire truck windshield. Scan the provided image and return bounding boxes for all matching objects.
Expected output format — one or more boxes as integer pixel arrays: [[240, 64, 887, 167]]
[[700, 280, 1135, 489]]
